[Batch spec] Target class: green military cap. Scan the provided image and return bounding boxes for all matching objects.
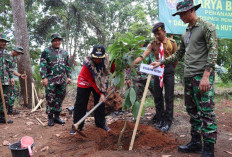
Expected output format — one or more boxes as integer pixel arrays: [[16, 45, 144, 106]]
[[172, 0, 201, 16], [13, 46, 24, 54], [50, 33, 63, 42], [0, 33, 10, 42]]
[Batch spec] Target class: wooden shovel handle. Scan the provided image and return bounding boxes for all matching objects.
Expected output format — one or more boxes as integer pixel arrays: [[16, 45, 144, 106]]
[[0, 77, 8, 124]]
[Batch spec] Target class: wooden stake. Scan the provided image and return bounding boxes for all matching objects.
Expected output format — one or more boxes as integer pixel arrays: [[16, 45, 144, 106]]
[[129, 74, 152, 150], [0, 77, 8, 124], [31, 83, 35, 111], [24, 71, 28, 104], [36, 117, 46, 127], [31, 99, 45, 113], [33, 85, 39, 102]]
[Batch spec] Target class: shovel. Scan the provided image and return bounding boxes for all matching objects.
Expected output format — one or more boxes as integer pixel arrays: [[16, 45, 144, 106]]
[[72, 88, 115, 137], [21, 136, 34, 156]]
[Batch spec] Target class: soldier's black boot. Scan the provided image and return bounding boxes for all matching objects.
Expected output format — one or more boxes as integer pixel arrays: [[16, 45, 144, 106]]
[[178, 134, 202, 153], [0, 112, 13, 123], [48, 114, 54, 126], [201, 141, 214, 157], [54, 112, 65, 124]]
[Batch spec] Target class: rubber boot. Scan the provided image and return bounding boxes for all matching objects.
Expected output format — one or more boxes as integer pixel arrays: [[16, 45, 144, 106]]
[[48, 114, 54, 126], [178, 134, 202, 153], [201, 141, 214, 157], [0, 112, 13, 123], [54, 112, 65, 124]]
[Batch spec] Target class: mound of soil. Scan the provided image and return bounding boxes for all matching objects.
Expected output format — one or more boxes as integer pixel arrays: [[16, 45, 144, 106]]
[[49, 120, 179, 156]]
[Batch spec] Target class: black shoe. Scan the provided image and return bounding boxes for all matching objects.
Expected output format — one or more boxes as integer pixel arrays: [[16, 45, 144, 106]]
[[70, 129, 76, 135], [201, 141, 214, 157], [48, 114, 54, 126], [155, 120, 164, 130], [54, 113, 65, 124], [97, 125, 111, 131], [178, 135, 202, 153], [160, 123, 171, 133], [0, 118, 13, 124]]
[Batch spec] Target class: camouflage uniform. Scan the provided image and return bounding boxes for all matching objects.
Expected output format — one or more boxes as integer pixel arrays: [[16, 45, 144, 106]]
[[9, 86, 17, 107], [9, 56, 17, 108], [161, 18, 218, 143], [40, 46, 71, 114], [0, 49, 14, 113]]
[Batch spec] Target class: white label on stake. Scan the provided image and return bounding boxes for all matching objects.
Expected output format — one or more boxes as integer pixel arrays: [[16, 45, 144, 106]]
[[139, 63, 164, 77]]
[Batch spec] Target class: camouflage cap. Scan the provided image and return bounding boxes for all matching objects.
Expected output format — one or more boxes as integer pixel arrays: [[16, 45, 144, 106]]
[[172, 0, 201, 16], [13, 46, 24, 54], [152, 22, 165, 33], [50, 33, 62, 42], [0, 33, 10, 42], [91, 45, 105, 59]]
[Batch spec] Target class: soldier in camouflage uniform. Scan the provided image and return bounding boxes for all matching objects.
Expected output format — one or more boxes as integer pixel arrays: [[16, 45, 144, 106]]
[[8, 46, 27, 115], [132, 23, 178, 133], [40, 34, 72, 126], [151, 1, 218, 156], [0, 33, 14, 123]]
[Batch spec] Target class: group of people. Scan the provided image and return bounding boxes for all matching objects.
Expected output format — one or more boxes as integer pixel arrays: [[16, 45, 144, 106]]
[[39, 34, 115, 133], [0, 34, 26, 123], [0, 0, 217, 156], [130, 0, 217, 156]]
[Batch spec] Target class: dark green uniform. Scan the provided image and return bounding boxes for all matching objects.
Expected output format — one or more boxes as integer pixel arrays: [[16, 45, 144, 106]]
[[0, 50, 14, 113], [40, 46, 71, 114]]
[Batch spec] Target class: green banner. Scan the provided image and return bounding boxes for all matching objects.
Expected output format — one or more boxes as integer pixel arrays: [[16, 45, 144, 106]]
[[159, 0, 232, 39]]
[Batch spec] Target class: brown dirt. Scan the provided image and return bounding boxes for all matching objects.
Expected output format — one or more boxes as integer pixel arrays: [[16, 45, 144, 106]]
[[0, 91, 232, 157]]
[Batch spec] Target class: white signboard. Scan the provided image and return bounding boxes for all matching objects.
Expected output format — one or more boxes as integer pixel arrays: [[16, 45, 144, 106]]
[[139, 63, 164, 77]]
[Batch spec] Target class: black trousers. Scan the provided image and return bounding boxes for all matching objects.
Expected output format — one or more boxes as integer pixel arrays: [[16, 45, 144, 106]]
[[153, 64, 174, 125], [73, 87, 106, 129]]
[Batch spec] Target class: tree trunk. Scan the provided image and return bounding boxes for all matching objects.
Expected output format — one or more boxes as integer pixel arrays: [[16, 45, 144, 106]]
[[10, 0, 33, 108]]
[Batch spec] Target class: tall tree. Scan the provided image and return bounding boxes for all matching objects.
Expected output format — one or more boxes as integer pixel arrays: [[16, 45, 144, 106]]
[[10, 0, 33, 107]]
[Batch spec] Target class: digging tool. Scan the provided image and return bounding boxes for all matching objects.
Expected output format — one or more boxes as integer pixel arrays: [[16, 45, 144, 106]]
[[129, 64, 164, 151], [72, 88, 115, 136], [0, 77, 8, 124]]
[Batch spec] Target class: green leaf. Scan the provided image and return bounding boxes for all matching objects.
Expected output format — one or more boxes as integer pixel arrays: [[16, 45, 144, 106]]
[[113, 75, 120, 86], [129, 88, 136, 105], [135, 36, 145, 41], [132, 101, 145, 119], [132, 101, 140, 119]]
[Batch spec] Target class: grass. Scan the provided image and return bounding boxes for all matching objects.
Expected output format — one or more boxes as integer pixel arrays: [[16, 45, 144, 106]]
[[214, 81, 232, 88]]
